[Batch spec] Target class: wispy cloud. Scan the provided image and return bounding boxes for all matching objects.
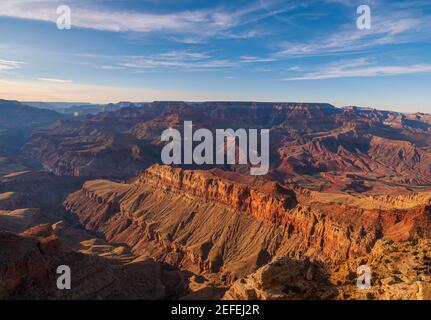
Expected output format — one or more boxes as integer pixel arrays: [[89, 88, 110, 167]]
[[37, 77, 73, 83], [0, 0, 267, 41], [240, 56, 276, 63], [100, 65, 125, 71], [103, 50, 276, 72], [277, 11, 431, 56], [283, 59, 431, 80], [0, 59, 25, 71], [219, 29, 268, 39], [118, 57, 235, 72]]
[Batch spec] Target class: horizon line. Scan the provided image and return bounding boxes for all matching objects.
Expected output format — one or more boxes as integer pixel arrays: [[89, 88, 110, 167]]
[[4, 98, 428, 115]]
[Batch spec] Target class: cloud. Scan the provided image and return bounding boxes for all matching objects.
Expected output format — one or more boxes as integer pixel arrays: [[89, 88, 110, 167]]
[[277, 11, 431, 56], [100, 65, 125, 70], [0, 59, 25, 70], [158, 51, 210, 60], [283, 59, 431, 80], [37, 77, 73, 83], [118, 58, 235, 71], [172, 37, 208, 44], [102, 50, 278, 72], [240, 56, 276, 63], [115, 50, 218, 70], [219, 29, 268, 39], [0, 0, 267, 40], [287, 66, 302, 71]]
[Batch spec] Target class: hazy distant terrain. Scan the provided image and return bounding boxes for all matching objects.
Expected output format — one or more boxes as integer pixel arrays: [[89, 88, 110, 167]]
[[24, 101, 147, 115]]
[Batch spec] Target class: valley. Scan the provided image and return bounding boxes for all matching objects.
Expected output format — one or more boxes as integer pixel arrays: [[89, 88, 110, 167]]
[[1, 99, 430, 300]]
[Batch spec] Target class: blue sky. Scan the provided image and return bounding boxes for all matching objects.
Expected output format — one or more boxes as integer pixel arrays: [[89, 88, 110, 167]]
[[0, 0, 430, 112]]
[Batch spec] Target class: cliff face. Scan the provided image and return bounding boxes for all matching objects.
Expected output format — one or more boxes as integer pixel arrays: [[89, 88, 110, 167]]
[[65, 165, 301, 282], [64, 165, 431, 285], [139, 165, 298, 223], [23, 101, 431, 194]]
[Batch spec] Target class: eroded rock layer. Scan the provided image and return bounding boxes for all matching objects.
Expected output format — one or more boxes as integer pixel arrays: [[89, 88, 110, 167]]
[[23, 101, 431, 194], [64, 165, 431, 287]]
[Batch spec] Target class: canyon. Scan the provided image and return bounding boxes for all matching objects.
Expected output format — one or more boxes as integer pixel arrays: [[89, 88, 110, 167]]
[[1, 99, 431, 299], [22, 101, 431, 194], [62, 164, 431, 298]]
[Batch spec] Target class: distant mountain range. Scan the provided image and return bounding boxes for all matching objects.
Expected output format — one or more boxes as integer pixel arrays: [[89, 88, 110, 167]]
[[23, 100, 149, 115]]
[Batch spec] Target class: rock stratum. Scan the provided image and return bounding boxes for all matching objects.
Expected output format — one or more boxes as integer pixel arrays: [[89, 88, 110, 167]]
[[23, 101, 431, 194], [1, 99, 431, 300], [0, 169, 187, 300], [63, 164, 431, 298]]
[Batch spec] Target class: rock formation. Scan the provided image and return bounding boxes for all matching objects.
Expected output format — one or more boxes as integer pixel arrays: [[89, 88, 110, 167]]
[[2, 100, 431, 300], [0, 225, 187, 299], [23, 101, 431, 194], [64, 165, 431, 295]]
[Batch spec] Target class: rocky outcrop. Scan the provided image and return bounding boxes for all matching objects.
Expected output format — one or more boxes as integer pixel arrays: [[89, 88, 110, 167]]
[[0, 228, 114, 299], [64, 165, 431, 286], [332, 239, 431, 300], [223, 257, 336, 300], [0, 225, 187, 300], [225, 239, 431, 300]]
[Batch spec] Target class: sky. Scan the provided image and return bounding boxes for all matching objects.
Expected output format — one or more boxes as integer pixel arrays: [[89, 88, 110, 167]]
[[0, 0, 430, 113]]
